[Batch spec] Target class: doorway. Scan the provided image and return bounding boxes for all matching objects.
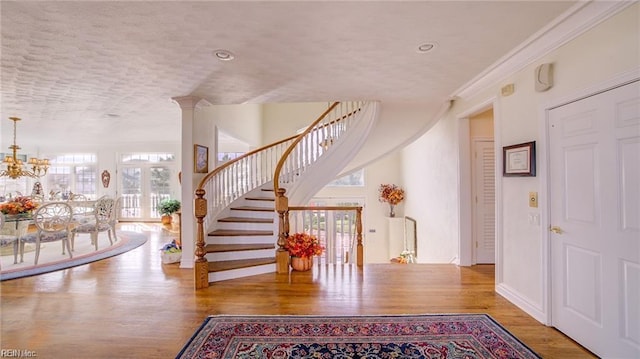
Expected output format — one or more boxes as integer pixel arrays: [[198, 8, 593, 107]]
[[117, 153, 178, 222], [458, 104, 497, 266]]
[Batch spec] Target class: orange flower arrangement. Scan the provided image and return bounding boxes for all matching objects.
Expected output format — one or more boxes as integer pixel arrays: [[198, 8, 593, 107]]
[[378, 184, 405, 205], [285, 232, 325, 258], [0, 196, 38, 215]]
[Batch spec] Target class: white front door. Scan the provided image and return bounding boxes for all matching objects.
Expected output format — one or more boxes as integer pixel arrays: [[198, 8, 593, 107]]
[[549, 80, 640, 358], [472, 140, 495, 264]]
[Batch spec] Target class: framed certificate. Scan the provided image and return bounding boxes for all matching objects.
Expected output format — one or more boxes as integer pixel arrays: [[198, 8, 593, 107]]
[[503, 141, 535, 177]]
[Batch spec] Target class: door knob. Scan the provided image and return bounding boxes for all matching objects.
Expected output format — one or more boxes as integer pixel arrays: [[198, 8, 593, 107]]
[[549, 226, 563, 234]]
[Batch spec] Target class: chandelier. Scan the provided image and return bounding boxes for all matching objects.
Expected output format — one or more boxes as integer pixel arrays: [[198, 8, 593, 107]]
[[1, 117, 49, 179]]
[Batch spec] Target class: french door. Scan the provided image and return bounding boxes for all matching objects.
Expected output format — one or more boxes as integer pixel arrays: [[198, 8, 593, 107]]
[[119, 165, 175, 221]]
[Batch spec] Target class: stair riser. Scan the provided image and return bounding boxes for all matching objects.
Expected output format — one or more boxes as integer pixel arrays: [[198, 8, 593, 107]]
[[207, 236, 277, 245], [228, 210, 274, 219], [244, 198, 275, 204], [215, 222, 274, 231], [206, 249, 275, 262], [208, 263, 276, 283]]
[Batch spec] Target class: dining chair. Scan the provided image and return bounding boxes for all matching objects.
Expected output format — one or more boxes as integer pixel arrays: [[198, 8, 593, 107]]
[[108, 196, 122, 242], [0, 214, 20, 265], [70, 193, 88, 201], [71, 196, 115, 251], [20, 202, 73, 265], [70, 193, 95, 222]]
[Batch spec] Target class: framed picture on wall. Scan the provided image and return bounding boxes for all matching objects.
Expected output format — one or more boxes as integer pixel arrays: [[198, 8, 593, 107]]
[[194, 144, 209, 173], [503, 141, 536, 177]]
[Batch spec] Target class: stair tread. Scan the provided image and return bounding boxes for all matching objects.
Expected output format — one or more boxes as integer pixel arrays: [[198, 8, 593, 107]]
[[245, 197, 275, 202], [209, 229, 274, 236], [205, 243, 275, 252], [218, 216, 274, 223], [231, 206, 274, 212], [208, 257, 276, 272]]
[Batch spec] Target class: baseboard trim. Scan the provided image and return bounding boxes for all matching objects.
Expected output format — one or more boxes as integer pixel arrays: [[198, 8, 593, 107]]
[[496, 282, 547, 325]]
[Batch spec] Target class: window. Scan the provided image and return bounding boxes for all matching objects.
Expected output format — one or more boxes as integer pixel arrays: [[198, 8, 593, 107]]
[[327, 169, 364, 187], [217, 152, 245, 164], [120, 153, 175, 163], [0, 176, 29, 198], [46, 153, 97, 199]]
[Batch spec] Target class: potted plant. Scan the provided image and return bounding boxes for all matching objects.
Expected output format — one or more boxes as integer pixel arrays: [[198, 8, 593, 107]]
[[284, 232, 325, 271], [157, 199, 181, 225]]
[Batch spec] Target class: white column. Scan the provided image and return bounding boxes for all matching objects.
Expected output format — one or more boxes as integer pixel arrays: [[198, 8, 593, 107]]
[[171, 96, 202, 269]]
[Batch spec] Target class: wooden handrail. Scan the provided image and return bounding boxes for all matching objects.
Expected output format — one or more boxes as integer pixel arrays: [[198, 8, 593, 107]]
[[288, 206, 360, 211], [272, 102, 339, 193], [197, 133, 300, 191]]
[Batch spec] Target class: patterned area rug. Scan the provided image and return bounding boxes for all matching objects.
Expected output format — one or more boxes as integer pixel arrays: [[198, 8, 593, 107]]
[[0, 231, 147, 281], [177, 314, 541, 359]]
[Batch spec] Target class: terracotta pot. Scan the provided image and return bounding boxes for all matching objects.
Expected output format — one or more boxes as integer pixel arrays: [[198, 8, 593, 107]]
[[161, 215, 172, 225], [290, 256, 313, 271]]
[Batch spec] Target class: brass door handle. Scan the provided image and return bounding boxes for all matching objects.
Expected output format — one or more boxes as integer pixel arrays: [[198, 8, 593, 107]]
[[550, 226, 563, 234]]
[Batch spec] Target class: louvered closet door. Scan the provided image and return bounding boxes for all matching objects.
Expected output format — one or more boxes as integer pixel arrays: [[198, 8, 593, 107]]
[[472, 140, 496, 264]]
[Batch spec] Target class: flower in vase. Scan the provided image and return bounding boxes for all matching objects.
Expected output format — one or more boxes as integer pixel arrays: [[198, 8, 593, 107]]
[[378, 184, 405, 205]]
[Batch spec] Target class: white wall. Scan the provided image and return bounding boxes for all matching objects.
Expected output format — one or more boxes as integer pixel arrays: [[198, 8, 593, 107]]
[[342, 101, 446, 176], [361, 151, 404, 263], [469, 109, 493, 138], [401, 116, 459, 263], [261, 102, 328, 145], [402, 4, 639, 320], [196, 103, 263, 152]]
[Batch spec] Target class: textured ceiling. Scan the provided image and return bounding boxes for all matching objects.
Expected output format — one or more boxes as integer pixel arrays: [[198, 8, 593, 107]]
[[0, 1, 576, 149]]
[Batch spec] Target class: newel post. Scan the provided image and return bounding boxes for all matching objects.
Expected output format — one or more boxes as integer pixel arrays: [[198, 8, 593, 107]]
[[356, 206, 363, 267], [194, 189, 209, 289], [275, 188, 290, 273]]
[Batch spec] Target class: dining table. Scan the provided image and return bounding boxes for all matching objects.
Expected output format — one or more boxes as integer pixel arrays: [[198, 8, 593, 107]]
[[1, 200, 99, 264], [1, 200, 98, 240]]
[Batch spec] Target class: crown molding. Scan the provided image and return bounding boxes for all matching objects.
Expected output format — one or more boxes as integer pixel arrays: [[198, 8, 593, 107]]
[[452, 0, 635, 100]]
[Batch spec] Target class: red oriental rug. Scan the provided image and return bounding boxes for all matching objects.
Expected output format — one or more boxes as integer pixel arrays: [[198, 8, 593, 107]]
[[176, 314, 541, 358]]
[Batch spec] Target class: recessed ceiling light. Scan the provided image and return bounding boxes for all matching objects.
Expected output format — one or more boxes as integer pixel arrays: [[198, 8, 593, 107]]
[[214, 49, 235, 61], [416, 43, 436, 53]]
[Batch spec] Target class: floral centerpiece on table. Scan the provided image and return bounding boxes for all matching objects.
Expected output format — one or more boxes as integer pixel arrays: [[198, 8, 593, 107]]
[[285, 232, 324, 258], [0, 196, 39, 215], [378, 184, 405, 217]]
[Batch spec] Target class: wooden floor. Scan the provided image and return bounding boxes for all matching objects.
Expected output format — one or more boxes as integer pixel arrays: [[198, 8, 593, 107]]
[[0, 223, 595, 358]]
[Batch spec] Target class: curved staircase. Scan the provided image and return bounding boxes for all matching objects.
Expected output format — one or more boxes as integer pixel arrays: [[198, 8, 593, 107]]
[[194, 101, 379, 287]]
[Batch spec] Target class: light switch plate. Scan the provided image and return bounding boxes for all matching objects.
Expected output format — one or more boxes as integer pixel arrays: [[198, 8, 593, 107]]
[[529, 192, 538, 208]]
